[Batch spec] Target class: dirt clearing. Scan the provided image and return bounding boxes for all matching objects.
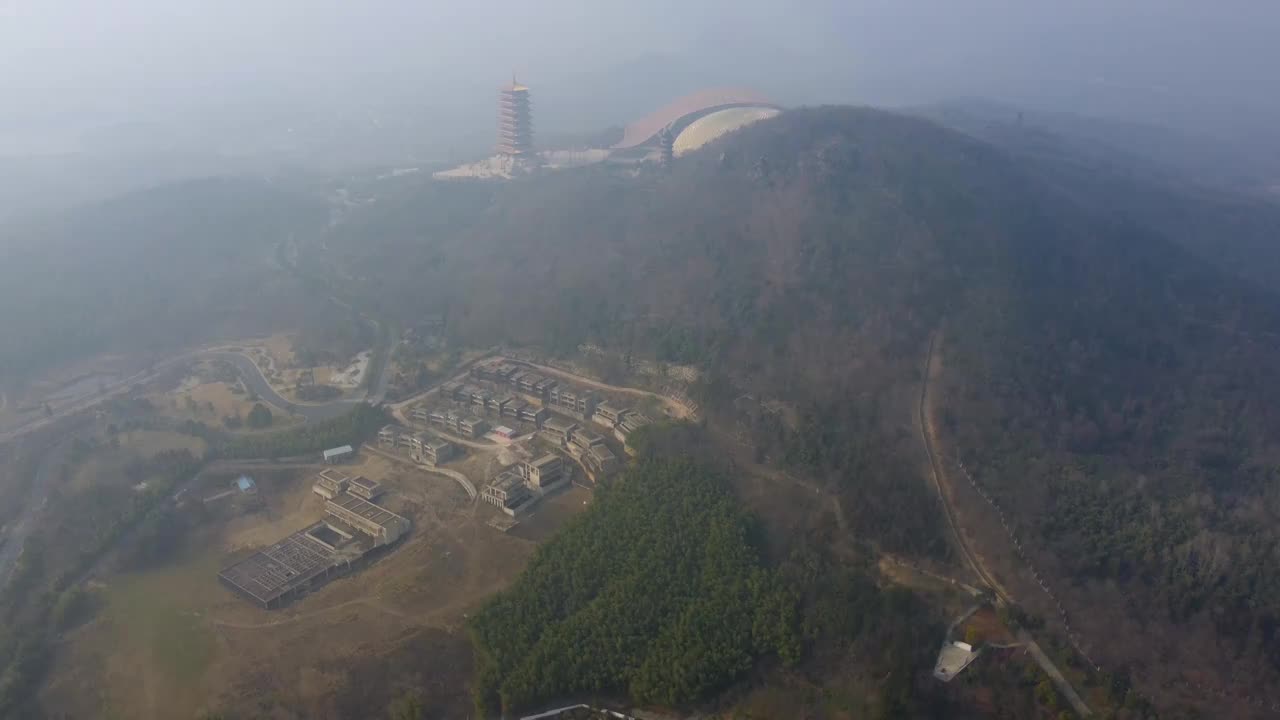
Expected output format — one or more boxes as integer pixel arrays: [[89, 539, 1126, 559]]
[[43, 448, 586, 720]]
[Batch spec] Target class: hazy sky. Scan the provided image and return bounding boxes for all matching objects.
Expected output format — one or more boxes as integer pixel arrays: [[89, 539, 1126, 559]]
[[2, 1, 1279, 154]]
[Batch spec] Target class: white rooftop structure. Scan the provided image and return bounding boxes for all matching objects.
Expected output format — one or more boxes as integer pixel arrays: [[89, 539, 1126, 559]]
[[933, 641, 981, 682], [323, 445, 354, 462]]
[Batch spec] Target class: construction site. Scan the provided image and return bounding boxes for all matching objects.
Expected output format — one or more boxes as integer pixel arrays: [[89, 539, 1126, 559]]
[[218, 468, 411, 609]]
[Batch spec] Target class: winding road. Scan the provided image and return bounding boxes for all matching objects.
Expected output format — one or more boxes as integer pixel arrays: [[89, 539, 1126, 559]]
[[203, 351, 363, 422]]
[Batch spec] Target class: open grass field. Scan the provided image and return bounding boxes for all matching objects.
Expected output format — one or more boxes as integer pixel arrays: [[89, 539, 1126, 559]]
[[118, 429, 208, 458], [151, 376, 301, 432], [42, 446, 590, 719], [260, 333, 297, 367], [42, 533, 226, 719], [153, 380, 256, 421]]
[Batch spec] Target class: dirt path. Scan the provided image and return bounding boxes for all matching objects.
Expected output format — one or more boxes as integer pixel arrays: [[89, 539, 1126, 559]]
[[510, 357, 696, 420], [707, 424, 847, 532], [918, 330, 1009, 598], [361, 443, 478, 501], [918, 329, 1092, 717]]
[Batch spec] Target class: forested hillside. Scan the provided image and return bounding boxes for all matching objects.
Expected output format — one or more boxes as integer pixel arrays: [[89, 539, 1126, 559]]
[[918, 99, 1280, 293], [469, 459, 798, 716], [0, 177, 325, 380], [321, 106, 1280, 715]]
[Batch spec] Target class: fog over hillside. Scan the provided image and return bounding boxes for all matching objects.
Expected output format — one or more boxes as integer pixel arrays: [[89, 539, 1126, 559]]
[[7, 4, 1280, 719], [3, 1, 1279, 162]]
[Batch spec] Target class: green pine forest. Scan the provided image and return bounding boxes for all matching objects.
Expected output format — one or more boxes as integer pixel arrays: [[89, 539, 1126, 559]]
[[468, 458, 799, 715]]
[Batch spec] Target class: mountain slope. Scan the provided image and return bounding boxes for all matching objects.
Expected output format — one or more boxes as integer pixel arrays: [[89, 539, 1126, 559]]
[[325, 106, 1280, 715], [916, 99, 1280, 293], [0, 177, 325, 380]]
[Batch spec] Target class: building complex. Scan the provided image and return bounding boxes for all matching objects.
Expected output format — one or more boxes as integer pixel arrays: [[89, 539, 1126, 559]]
[[378, 424, 459, 466], [220, 471, 411, 609], [481, 453, 568, 515]]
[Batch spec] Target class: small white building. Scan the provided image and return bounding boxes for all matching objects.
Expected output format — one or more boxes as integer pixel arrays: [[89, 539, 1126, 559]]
[[933, 641, 981, 682], [323, 445, 355, 464]]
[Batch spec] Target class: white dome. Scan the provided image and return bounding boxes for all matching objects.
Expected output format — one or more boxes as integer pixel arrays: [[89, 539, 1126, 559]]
[[673, 106, 781, 157]]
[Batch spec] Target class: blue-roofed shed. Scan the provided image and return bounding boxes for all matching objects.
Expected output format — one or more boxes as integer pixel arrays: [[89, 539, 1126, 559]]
[[236, 476, 256, 492]]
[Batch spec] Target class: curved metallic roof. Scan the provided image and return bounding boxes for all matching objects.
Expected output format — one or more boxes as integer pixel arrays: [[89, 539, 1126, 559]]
[[613, 87, 777, 149], [673, 106, 781, 157]]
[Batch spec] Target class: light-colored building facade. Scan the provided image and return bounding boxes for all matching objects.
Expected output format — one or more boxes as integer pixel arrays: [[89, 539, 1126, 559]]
[[520, 454, 565, 488], [481, 470, 531, 513], [312, 468, 350, 500]]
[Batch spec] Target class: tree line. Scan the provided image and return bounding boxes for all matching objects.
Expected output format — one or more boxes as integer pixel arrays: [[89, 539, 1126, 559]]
[[217, 403, 386, 459]]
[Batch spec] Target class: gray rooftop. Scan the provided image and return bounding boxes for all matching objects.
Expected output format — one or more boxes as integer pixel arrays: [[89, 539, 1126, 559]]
[[544, 416, 576, 432]]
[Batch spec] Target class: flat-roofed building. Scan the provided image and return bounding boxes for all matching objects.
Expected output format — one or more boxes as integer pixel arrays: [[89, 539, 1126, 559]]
[[532, 377, 559, 399], [458, 416, 489, 438], [493, 363, 520, 380], [407, 432, 428, 457], [410, 405, 431, 423], [550, 386, 597, 416], [481, 470, 531, 513], [472, 361, 520, 382], [521, 453, 565, 487], [218, 526, 348, 609], [347, 475, 383, 500], [378, 424, 405, 448], [542, 416, 577, 444], [325, 493, 410, 546], [312, 468, 350, 500], [418, 438, 456, 465], [615, 413, 653, 443], [517, 372, 544, 394], [569, 428, 606, 453], [522, 405, 550, 426], [323, 445, 354, 464], [593, 402, 629, 427], [503, 401, 527, 419], [585, 445, 619, 476]]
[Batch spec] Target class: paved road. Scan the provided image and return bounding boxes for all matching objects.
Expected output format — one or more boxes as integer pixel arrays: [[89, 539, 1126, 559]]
[[918, 329, 1092, 717], [204, 351, 362, 422]]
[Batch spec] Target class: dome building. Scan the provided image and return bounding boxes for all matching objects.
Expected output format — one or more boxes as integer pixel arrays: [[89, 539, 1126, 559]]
[[612, 88, 782, 160], [671, 105, 781, 157]]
